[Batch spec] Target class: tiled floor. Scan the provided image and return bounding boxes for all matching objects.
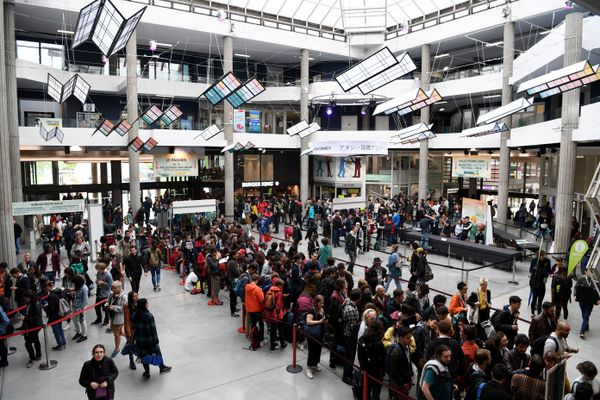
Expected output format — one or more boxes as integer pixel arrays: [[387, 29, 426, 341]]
[[1, 228, 598, 399]]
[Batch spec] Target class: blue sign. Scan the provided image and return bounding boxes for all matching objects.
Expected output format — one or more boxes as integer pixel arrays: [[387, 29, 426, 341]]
[[249, 110, 261, 133]]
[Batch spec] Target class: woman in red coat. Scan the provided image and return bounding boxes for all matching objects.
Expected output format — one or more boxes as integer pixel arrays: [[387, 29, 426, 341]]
[[264, 278, 288, 352]]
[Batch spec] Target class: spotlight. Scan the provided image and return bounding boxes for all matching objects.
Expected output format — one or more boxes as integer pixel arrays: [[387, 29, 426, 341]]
[[564, 1, 575, 9], [360, 104, 368, 115], [326, 106, 333, 116], [149, 40, 157, 51], [217, 9, 227, 21]]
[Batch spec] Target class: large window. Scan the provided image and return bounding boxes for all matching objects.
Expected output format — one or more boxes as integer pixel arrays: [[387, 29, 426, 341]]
[[17, 40, 64, 69]]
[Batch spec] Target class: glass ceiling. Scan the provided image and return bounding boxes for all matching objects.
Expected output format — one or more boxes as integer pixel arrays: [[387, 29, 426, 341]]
[[220, 0, 469, 32]]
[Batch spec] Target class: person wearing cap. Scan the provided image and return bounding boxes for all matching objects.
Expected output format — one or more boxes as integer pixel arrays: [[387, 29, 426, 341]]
[[366, 257, 387, 294]]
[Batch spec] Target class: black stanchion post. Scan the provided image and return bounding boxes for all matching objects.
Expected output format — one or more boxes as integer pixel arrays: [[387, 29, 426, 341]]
[[39, 325, 57, 370], [286, 323, 302, 374]]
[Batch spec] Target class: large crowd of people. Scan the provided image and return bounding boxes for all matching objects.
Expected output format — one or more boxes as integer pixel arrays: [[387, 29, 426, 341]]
[[0, 193, 598, 400]]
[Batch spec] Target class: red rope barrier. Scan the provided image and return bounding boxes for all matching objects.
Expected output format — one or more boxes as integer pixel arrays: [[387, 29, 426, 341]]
[[7, 295, 49, 316]]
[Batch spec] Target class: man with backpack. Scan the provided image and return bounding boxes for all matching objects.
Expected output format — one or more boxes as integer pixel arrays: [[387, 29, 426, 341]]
[[420, 344, 455, 400], [491, 295, 521, 349], [387, 325, 414, 398], [264, 278, 287, 352], [575, 268, 600, 339], [43, 280, 67, 351], [539, 321, 579, 360], [146, 240, 163, 291], [341, 288, 361, 386]]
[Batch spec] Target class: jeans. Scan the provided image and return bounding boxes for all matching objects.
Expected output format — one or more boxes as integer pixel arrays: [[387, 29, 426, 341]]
[[45, 271, 56, 283], [74, 311, 87, 336], [52, 323, 66, 347], [150, 267, 161, 288], [580, 302, 594, 334], [24, 331, 41, 361], [530, 287, 546, 315], [343, 335, 357, 379], [15, 238, 20, 253], [421, 231, 430, 251], [333, 229, 341, 247], [385, 275, 402, 292], [348, 251, 356, 274]]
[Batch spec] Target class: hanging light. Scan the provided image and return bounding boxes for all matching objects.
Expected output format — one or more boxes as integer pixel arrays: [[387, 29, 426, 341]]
[[149, 40, 157, 51], [360, 104, 368, 115], [326, 100, 335, 116]]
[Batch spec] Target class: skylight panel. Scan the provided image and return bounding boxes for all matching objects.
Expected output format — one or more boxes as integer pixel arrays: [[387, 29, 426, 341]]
[[336, 47, 398, 92]]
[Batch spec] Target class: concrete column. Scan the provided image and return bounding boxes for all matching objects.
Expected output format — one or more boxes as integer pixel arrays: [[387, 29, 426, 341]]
[[0, 0, 16, 267], [223, 35, 234, 217], [554, 13, 583, 253], [126, 31, 141, 214], [111, 160, 122, 208], [4, 1, 22, 208], [418, 44, 430, 201], [300, 48, 310, 203], [497, 21, 514, 224]]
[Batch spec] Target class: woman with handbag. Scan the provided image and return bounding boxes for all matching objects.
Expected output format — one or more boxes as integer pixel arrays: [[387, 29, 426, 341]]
[[123, 291, 139, 370], [305, 294, 327, 379], [467, 277, 492, 340], [449, 282, 468, 327], [79, 344, 119, 400], [132, 298, 172, 379]]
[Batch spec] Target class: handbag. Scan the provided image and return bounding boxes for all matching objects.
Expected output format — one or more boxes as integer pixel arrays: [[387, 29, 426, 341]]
[[94, 387, 108, 399], [303, 322, 323, 338], [468, 306, 479, 324], [141, 353, 164, 366], [121, 342, 138, 356]]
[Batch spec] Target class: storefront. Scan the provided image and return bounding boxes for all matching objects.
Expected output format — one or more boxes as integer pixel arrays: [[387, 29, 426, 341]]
[[234, 150, 301, 198]]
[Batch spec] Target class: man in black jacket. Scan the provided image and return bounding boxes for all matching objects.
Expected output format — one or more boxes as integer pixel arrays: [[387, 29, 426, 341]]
[[388, 325, 414, 399], [491, 295, 521, 349], [124, 246, 146, 293], [479, 364, 511, 400], [425, 319, 465, 379]]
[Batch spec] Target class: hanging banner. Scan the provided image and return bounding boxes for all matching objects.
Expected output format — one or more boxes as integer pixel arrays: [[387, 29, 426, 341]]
[[233, 109, 246, 133], [452, 156, 492, 179], [313, 156, 365, 184], [13, 199, 85, 216], [461, 198, 491, 243], [248, 110, 261, 133], [309, 140, 388, 156], [154, 150, 199, 177], [568, 239, 589, 276]]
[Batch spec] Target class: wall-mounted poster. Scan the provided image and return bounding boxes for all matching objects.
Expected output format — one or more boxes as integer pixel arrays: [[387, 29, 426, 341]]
[[233, 109, 246, 133], [249, 110, 261, 133], [452, 156, 492, 179]]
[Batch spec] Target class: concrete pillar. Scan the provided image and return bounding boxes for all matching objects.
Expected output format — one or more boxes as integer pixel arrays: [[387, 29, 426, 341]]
[[111, 160, 122, 208], [300, 48, 310, 203], [223, 35, 234, 217], [497, 21, 514, 224], [554, 13, 583, 253], [126, 31, 141, 214], [418, 44, 430, 201], [4, 1, 22, 208], [0, 0, 16, 266]]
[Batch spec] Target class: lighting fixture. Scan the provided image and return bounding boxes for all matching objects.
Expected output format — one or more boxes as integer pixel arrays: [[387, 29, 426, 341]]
[[225, 78, 265, 108], [142, 138, 158, 152], [442, 66, 449, 72], [439, 108, 445, 111], [217, 9, 227, 21], [517, 60, 595, 97], [476, 97, 534, 125], [194, 124, 223, 140], [564, 1, 575, 9], [486, 41, 503, 47], [199, 71, 242, 106], [101, 55, 108, 64], [360, 104, 368, 115], [434, 53, 450, 59], [287, 120, 309, 136], [149, 40, 157, 51], [326, 106, 333, 116], [70, 145, 83, 152], [159, 105, 183, 126], [335, 47, 399, 92], [356, 52, 417, 95], [128, 137, 144, 152], [112, 119, 131, 137], [72, 0, 146, 57], [57, 29, 74, 35], [46, 73, 91, 105], [139, 105, 163, 125], [234, 53, 251, 58], [92, 119, 114, 137], [460, 122, 509, 137]]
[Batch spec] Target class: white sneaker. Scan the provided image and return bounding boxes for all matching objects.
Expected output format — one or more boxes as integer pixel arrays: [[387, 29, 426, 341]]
[[312, 365, 322, 372], [63, 323, 71, 331], [306, 367, 314, 379]]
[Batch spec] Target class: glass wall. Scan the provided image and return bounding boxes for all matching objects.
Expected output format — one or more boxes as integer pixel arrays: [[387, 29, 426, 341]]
[[17, 40, 63, 69]]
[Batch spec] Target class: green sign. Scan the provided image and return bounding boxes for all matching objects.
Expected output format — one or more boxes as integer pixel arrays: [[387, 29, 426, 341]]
[[568, 239, 589, 276]]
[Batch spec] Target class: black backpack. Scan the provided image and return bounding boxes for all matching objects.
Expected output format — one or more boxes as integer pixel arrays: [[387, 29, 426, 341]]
[[530, 334, 558, 357]]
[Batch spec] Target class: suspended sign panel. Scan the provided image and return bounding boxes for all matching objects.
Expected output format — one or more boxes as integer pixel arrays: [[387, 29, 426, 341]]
[[308, 140, 389, 156], [13, 199, 85, 216], [452, 156, 492, 179], [154, 151, 198, 177]]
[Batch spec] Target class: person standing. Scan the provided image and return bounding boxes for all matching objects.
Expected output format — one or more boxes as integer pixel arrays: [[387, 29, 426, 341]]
[[420, 345, 455, 400], [132, 298, 172, 378], [491, 295, 521, 349], [124, 245, 146, 294], [385, 245, 402, 292], [551, 261, 572, 319], [305, 295, 327, 379], [14, 218, 22, 255], [341, 288, 361, 385], [388, 325, 414, 398], [317, 238, 332, 269], [528, 301, 556, 344], [92, 263, 113, 326], [467, 277, 492, 340], [19, 290, 42, 368], [146, 240, 163, 291], [245, 274, 265, 345], [79, 344, 119, 400], [345, 226, 358, 275], [43, 280, 66, 351], [264, 278, 288, 352], [71, 275, 89, 343], [107, 282, 127, 358], [70, 234, 91, 272], [206, 248, 223, 306], [575, 268, 600, 339], [529, 250, 551, 315], [36, 244, 61, 282], [124, 291, 139, 370]]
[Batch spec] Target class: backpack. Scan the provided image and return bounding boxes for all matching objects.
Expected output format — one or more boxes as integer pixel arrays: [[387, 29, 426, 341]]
[[248, 325, 260, 351], [265, 290, 276, 311], [424, 262, 434, 281], [384, 342, 401, 375], [58, 297, 72, 317], [149, 250, 160, 268], [234, 273, 248, 297], [531, 334, 558, 357]]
